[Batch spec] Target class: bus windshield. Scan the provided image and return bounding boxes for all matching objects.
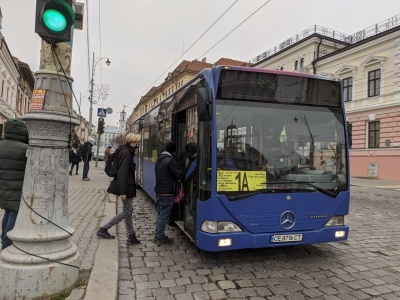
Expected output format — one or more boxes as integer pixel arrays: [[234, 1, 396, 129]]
[[215, 100, 347, 198]]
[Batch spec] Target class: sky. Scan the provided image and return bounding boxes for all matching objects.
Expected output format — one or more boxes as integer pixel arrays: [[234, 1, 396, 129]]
[[0, 0, 398, 127]]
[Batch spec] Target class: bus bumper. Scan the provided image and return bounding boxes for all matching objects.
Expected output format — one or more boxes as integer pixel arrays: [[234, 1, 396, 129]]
[[195, 226, 349, 252]]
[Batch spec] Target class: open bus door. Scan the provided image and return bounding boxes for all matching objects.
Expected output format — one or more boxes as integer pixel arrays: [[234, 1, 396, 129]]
[[136, 119, 144, 186], [172, 104, 199, 241]]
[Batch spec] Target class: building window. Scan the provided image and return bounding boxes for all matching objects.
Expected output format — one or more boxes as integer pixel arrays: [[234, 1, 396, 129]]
[[294, 60, 298, 70], [347, 123, 352, 149], [343, 77, 353, 102], [280, 66, 283, 70], [368, 69, 380, 97], [300, 58, 304, 68], [368, 121, 380, 148]]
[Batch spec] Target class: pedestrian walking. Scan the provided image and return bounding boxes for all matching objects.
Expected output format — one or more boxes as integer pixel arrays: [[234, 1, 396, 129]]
[[69, 141, 81, 175], [154, 141, 184, 245], [104, 146, 112, 162], [97, 133, 141, 245], [80, 139, 94, 181], [0, 119, 29, 250]]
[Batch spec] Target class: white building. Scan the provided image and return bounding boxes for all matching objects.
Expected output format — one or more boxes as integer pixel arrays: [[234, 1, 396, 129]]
[[252, 14, 400, 181]]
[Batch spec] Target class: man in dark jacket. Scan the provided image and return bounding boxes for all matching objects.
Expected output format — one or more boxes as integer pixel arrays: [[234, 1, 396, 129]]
[[0, 119, 29, 250], [97, 133, 141, 245], [154, 141, 184, 245], [80, 139, 93, 181]]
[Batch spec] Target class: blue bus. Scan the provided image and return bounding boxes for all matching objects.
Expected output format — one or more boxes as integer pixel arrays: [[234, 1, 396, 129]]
[[137, 66, 350, 252]]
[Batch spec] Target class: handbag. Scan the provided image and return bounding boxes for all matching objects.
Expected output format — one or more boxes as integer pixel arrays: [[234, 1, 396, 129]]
[[174, 181, 184, 203]]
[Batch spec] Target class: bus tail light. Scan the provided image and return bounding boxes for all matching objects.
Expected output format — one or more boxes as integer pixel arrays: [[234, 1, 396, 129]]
[[325, 215, 345, 227], [201, 221, 242, 233]]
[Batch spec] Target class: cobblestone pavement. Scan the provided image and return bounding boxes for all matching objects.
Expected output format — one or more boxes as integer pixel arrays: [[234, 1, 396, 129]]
[[68, 161, 110, 271], [116, 185, 400, 300]]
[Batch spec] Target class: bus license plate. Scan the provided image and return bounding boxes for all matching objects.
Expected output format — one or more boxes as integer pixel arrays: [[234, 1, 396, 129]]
[[271, 234, 303, 243]]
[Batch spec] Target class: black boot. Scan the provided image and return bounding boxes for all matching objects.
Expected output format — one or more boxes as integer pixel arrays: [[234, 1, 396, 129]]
[[127, 234, 140, 245]]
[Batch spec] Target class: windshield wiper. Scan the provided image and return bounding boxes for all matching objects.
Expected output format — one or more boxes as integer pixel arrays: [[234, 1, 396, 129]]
[[226, 181, 337, 201], [266, 181, 337, 198], [226, 189, 278, 201]]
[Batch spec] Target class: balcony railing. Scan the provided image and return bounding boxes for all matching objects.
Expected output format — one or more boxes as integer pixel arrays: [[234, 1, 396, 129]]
[[250, 14, 400, 65], [0, 96, 16, 119]]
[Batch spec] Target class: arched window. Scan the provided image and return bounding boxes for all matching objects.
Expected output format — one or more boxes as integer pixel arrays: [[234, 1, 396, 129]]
[[300, 58, 304, 68], [294, 60, 298, 70]]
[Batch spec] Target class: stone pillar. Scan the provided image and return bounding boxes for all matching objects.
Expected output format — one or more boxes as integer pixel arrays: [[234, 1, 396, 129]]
[[0, 40, 80, 299]]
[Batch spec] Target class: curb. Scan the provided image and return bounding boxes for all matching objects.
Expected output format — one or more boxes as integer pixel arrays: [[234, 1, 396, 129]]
[[85, 194, 118, 300]]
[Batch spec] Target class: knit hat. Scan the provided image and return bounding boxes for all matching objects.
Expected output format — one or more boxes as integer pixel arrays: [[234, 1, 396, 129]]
[[166, 141, 176, 154], [4, 118, 28, 144]]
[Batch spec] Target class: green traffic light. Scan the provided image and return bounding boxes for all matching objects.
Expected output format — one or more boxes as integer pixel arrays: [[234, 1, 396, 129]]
[[43, 8, 67, 33]]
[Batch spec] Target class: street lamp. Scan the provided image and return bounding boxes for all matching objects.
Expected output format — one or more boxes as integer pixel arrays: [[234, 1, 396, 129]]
[[89, 52, 111, 137]]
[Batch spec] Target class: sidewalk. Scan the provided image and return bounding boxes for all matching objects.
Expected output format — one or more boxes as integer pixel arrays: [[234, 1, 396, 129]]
[[65, 160, 119, 300], [0, 160, 116, 299], [350, 176, 400, 188]]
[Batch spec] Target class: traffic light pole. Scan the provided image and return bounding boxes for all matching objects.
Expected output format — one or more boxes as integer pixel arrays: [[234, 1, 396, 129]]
[[0, 3, 80, 298], [95, 129, 102, 167], [95, 117, 104, 167]]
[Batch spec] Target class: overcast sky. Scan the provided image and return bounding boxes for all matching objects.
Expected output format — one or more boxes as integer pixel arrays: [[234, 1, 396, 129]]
[[1, 0, 398, 127]]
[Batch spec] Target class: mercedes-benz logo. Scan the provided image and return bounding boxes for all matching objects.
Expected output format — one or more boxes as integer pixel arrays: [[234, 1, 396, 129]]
[[280, 211, 296, 229]]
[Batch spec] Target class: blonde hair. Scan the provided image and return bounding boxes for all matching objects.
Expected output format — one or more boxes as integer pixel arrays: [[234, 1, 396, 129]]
[[126, 133, 141, 143]]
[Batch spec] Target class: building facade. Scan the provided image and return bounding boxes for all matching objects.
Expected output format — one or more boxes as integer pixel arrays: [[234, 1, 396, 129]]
[[0, 8, 34, 137], [127, 58, 250, 132], [252, 14, 400, 181]]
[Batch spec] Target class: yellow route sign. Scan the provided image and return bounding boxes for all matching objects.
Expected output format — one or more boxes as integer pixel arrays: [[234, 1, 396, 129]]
[[217, 170, 267, 192]]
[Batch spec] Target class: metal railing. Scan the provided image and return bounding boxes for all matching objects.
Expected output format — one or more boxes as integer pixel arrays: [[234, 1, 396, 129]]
[[0, 97, 16, 119], [250, 14, 400, 64]]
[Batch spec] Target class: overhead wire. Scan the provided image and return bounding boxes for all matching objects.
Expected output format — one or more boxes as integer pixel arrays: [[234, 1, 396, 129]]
[[124, 0, 240, 109], [197, 0, 271, 59], [81, 1, 272, 123]]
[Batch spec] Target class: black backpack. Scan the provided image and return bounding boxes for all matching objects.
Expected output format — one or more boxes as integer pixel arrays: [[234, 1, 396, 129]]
[[104, 150, 119, 177]]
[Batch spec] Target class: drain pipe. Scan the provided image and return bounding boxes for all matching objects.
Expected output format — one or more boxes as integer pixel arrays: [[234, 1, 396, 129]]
[[312, 37, 323, 74]]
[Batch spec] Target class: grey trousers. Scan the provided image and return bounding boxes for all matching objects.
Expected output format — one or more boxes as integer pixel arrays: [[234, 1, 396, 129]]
[[102, 197, 135, 235]]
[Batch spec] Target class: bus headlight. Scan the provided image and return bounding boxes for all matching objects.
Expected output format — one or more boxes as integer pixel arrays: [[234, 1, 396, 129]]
[[201, 221, 243, 233], [325, 215, 345, 227]]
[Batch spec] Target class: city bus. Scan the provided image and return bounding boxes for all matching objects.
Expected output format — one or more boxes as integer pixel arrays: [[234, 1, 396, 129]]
[[136, 66, 350, 252]]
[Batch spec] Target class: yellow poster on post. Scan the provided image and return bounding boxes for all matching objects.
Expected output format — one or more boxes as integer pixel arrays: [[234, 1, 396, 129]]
[[217, 170, 267, 192]]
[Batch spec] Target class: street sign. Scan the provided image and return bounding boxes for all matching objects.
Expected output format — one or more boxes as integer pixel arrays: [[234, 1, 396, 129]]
[[31, 89, 46, 110], [97, 108, 107, 117]]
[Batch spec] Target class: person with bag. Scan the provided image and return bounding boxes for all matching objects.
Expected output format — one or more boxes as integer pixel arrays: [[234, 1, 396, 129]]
[[154, 141, 184, 245], [79, 139, 94, 181], [96, 133, 141, 246], [0, 119, 29, 250], [69, 141, 81, 175], [104, 146, 112, 162]]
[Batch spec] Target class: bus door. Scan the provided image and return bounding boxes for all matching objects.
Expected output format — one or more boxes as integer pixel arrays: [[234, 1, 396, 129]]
[[136, 121, 144, 186], [173, 105, 199, 240]]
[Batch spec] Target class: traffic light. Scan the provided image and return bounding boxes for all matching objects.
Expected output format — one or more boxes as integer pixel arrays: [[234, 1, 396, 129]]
[[98, 118, 105, 134], [35, 0, 75, 43]]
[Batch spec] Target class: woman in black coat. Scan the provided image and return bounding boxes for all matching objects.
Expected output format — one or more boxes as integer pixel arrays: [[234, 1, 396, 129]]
[[96, 133, 141, 246], [69, 142, 81, 175]]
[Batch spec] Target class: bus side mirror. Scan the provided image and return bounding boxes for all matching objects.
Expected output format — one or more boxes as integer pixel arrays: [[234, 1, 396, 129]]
[[197, 87, 213, 121]]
